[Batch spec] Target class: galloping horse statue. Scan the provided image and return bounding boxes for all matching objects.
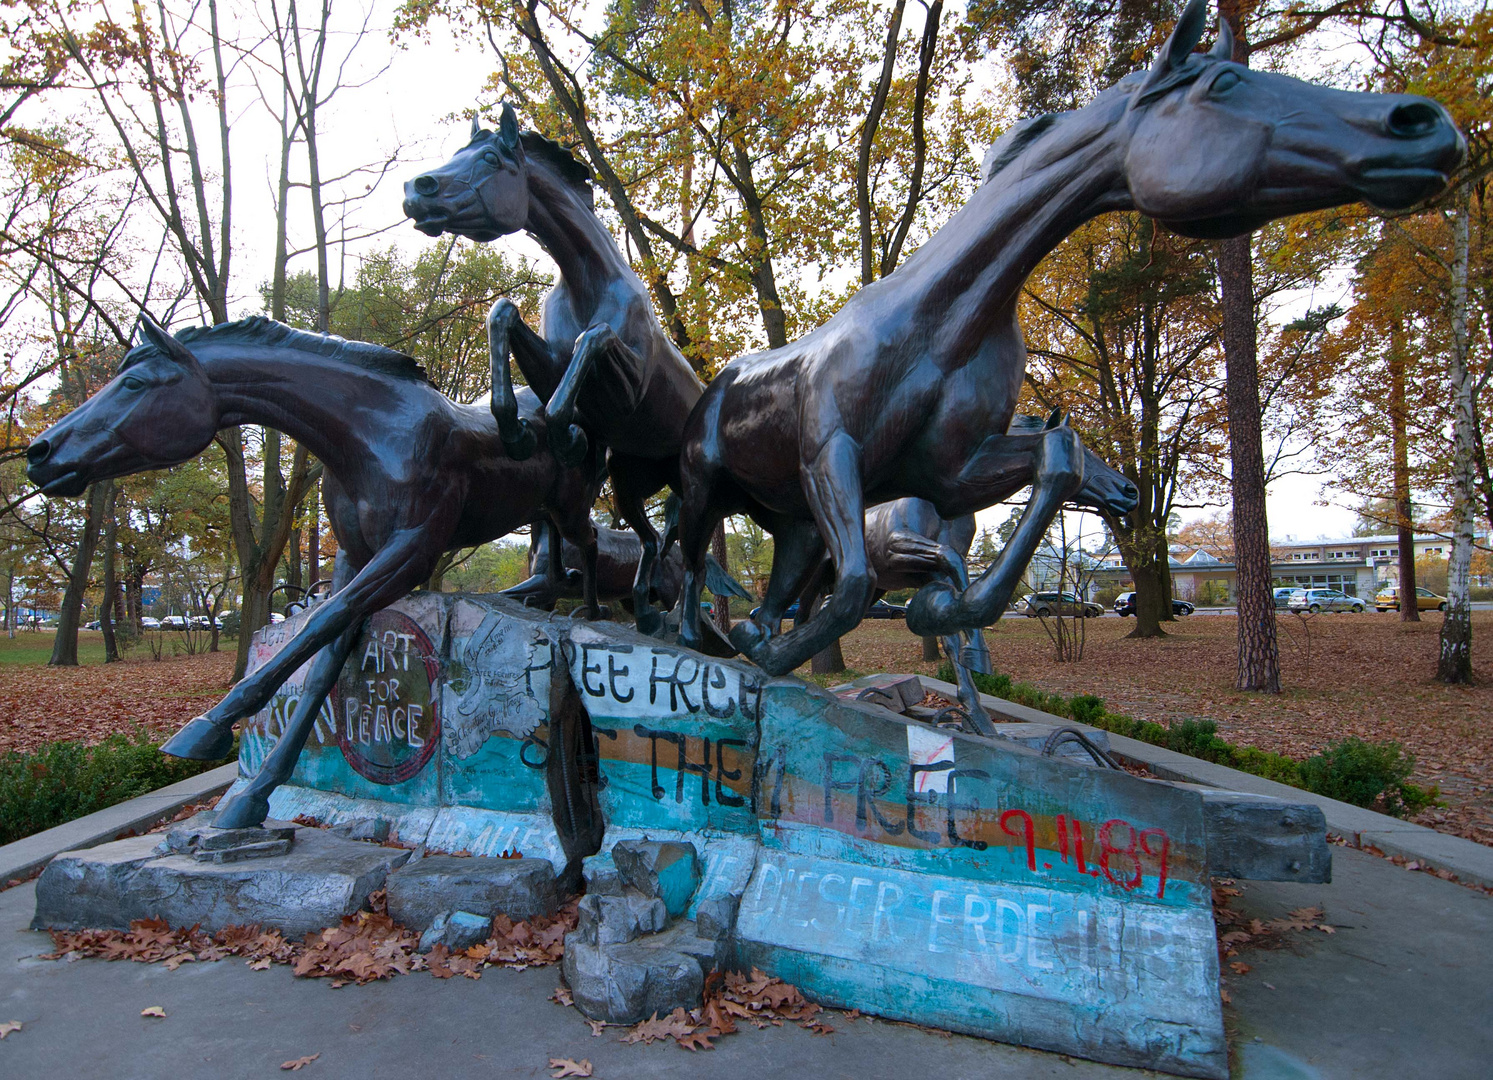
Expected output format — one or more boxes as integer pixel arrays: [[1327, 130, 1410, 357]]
[[25, 315, 605, 829], [402, 105, 704, 635], [675, 0, 1464, 675], [785, 416, 1139, 732]]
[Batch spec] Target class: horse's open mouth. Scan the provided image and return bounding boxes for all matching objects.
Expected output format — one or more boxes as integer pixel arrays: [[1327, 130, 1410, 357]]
[[408, 212, 448, 237], [35, 468, 88, 498], [1357, 167, 1450, 211]]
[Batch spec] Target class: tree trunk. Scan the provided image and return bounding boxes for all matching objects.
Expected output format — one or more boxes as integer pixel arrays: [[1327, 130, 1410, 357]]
[[308, 478, 321, 588], [1219, 232, 1280, 692], [711, 522, 731, 633], [1388, 318, 1420, 622], [809, 595, 847, 675], [922, 635, 940, 661], [100, 484, 120, 663], [1126, 555, 1169, 639], [1156, 531, 1176, 621], [49, 479, 111, 667], [1439, 193, 1474, 684]]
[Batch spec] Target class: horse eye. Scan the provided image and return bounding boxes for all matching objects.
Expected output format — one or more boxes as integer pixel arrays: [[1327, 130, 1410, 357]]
[[122, 376, 145, 391], [1210, 70, 1242, 97], [482, 150, 501, 167]]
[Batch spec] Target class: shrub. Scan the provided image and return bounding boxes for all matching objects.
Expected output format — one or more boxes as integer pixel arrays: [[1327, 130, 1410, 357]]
[[0, 731, 233, 846], [1296, 737, 1437, 817], [935, 662, 1432, 813]]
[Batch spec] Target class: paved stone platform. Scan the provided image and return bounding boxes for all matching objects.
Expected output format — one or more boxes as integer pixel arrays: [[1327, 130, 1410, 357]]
[[2, 846, 1487, 1079]]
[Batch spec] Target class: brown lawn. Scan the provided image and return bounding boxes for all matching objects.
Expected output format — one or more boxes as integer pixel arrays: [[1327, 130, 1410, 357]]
[[823, 611, 1493, 846], [6, 616, 1489, 848]]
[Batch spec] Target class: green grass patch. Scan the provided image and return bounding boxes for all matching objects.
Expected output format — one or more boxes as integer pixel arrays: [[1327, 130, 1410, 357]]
[[938, 662, 1439, 816], [0, 630, 111, 666], [0, 731, 235, 846]]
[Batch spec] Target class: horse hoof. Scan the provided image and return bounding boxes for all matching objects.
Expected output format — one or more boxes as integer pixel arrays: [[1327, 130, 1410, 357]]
[[586, 603, 613, 622], [728, 619, 766, 659], [502, 419, 538, 461], [161, 717, 234, 761], [553, 424, 589, 467], [906, 582, 960, 638], [212, 790, 272, 830], [634, 608, 663, 636]]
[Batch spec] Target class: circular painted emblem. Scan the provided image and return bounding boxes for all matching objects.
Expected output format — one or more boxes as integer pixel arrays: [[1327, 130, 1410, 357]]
[[332, 610, 441, 784]]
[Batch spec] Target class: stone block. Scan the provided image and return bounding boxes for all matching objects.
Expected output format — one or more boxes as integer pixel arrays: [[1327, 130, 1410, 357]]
[[640, 921, 726, 974], [611, 840, 701, 917], [33, 828, 409, 937], [581, 854, 623, 896], [385, 855, 557, 930], [575, 892, 668, 946], [1202, 791, 1331, 883], [329, 818, 392, 844], [694, 894, 739, 942], [833, 673, 925, 713], [562, 934, 704, 1026], [193, 839, 292, 863], [159, 812, 296, 856], [418, 910, 491, 953]]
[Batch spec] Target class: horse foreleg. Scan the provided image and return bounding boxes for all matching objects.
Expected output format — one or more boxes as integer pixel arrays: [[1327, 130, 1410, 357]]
[[734, 433, 870, 676], [488, 299, 552, 460], [610, 457, 664, 635], [503, 519, 567, 609], [546, 324, 646, 467], [751, 519, 825, 637], [907, 427, 1084, 639], [161, 528, 443, 761], [212, 557, 362, 828]]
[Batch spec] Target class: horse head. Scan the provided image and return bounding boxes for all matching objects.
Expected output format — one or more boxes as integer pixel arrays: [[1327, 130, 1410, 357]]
[[403, 103, 531, 242], [26, 314, 219, 497], [1073, 445, 1138, 517], [1120, 0, 1464, 238]]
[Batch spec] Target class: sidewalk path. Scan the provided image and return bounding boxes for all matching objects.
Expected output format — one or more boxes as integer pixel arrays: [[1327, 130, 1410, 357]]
[[3, 846, 1487, 1079]]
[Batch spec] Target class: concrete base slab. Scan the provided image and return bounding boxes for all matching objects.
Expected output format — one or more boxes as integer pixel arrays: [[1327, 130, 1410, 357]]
[[384, 855, 558, 930], [31, 827, 410, 938]]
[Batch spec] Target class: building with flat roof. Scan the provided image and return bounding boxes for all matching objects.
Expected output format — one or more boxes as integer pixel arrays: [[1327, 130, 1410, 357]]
[[1089, 531, 1473, 603]]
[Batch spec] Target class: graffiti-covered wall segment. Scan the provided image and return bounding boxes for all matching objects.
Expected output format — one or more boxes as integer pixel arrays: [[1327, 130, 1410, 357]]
[[238, 593, 1323, 1080]]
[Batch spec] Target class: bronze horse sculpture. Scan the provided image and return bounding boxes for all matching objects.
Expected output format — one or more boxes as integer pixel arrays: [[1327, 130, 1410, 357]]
[[675, 0, 1464, 674], [25, 316, 605, 829], [786, 416, 1139, 733], [402, 105, 704, 635]]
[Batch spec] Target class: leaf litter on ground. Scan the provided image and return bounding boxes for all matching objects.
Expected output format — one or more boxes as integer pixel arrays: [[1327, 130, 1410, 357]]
[[548, 1058, 593, 1077], [617, 969, 833, 1052]]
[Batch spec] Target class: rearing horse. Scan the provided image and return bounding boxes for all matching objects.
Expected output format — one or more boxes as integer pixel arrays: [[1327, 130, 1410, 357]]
[[676, 0, 1463, 675], [402, 105, 704, 634], [25, 316, 603, 829]]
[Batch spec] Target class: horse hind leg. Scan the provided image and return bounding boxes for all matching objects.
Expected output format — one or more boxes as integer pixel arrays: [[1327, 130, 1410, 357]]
[[611, 457, 664, 635]]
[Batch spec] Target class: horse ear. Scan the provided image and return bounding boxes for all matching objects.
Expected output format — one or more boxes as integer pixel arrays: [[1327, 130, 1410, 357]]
[[1210, 15, 1234, 60], [470, 112, 483, 141], [498, 102, 521, 153], [1134, 0, 1210, 102], [1044, 408, 1065, 430], [136, 312, 196, 366]]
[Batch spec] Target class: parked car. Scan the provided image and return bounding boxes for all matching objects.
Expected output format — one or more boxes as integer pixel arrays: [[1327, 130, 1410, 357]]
[[84, 620, 101, 631], [1273, 587, 1305, 610], [867, 599, 906, 619], [749, 601, 800, 622], [1018, 591, 1104, 618], [1288, 588, 1365, 614], [1375, 586, 1449, 613], [160, 614, 190, 629], [1112, 592, 1196, 617], [140, 616, 162, 630]]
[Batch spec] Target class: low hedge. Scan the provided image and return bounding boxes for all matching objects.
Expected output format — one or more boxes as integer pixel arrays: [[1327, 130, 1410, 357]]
[[0, 731, 234, 847], [938, 663, 1438, 817]]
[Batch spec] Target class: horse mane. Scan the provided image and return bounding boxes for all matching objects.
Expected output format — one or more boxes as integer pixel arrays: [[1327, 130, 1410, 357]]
[[124, 316, 429, 383], [982, 56, 1215, 185], [520, 131, 595, 211]]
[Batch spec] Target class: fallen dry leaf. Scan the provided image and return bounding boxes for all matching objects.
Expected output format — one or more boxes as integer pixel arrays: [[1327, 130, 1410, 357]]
[[587, 1020, 606, 1037], [676, 1030, 715, 1051], [140, 1006, 166, 1018], [548, 1058, 592, 1077], [0, 1021, 20, 1039], [280, 1054, 320, 1071], [550, 986, 574, 1007], [622, 1009, 695, 1046]]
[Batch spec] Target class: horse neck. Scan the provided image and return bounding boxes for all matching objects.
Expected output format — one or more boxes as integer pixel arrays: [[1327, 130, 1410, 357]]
[[522, 161, 632, 315], [903, 94, 1135, 359], [195, 347, 393, 477]]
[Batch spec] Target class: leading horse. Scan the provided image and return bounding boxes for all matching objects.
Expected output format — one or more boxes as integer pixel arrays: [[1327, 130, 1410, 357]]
[[26, 316, 604, 828], [402, 106, 704, 634], [675, 0, 1464, 674]]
